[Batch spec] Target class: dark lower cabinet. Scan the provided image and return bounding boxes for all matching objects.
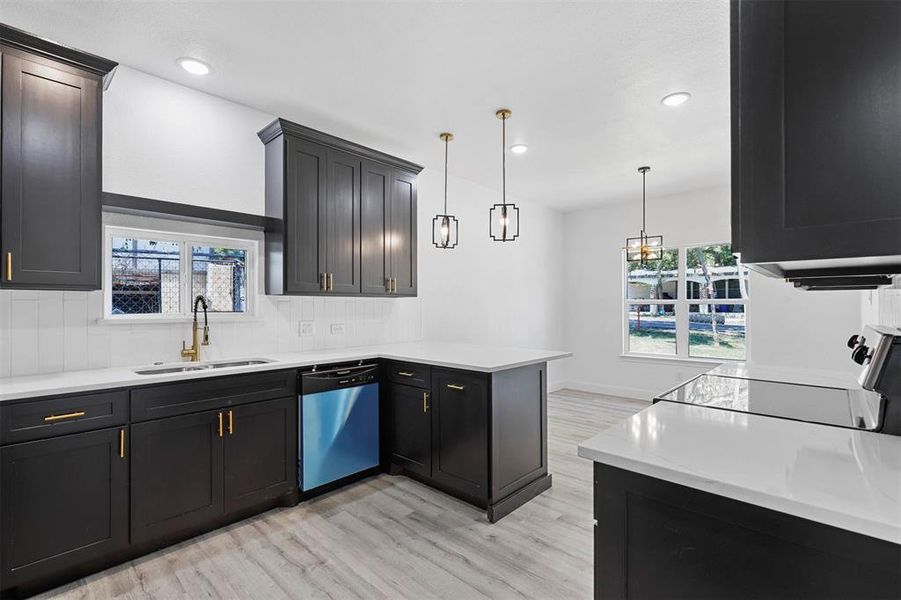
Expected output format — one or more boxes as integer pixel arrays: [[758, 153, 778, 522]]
[[0, 427, 128, 592], [387, 362, 551, 521], [387, 382, 432, 478], [130, 409, 225, 546], [224, 397, 297, 514], [593, 463, 901, 600], [430, 369, 488, 502]]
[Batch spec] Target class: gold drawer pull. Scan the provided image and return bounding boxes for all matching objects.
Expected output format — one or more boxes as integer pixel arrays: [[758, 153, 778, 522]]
[[446, 384, 465, 391], [397, 371, 414, 377], [218, 412, 224, 437], [44, 411, 86, 422], [119, 429, 126, 458], [228, 410, 234, 435]]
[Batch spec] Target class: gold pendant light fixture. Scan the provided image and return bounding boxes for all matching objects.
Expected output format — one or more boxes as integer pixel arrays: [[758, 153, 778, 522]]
[[489, 108, 519, 242], [625, 166, 663, 264], [432, 132, 459, 249]]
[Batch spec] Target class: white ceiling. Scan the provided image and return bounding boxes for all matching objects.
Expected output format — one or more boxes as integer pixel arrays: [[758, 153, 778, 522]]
[[1, 0, 731, 211]]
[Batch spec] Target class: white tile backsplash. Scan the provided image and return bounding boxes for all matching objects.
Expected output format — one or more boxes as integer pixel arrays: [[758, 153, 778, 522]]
[[0, 290, 422, 377]]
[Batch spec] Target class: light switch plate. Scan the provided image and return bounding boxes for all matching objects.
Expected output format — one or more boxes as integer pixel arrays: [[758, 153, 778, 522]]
[[330, 322, 345, 335], [299, 321, 314, 337]]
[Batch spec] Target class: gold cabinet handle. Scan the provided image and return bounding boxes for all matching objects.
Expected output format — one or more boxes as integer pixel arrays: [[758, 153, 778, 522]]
[[423, 392, 430, 413], [397, 371, 414, 377], [119, 428, 126, 459], [218, 412, 224, 437], [228, 410, 234, 435], [446, 384, 465, 391], [320, 272, 326, 291], [44, 411, 86, 422], [327, 273, 334, 292], [5, 252, 11, 281], [392, 277, 397, 293]]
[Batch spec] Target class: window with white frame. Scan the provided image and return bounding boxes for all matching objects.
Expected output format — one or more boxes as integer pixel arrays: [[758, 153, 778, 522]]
[[104, 227, 254, 320], [623, 243, 749, 361]]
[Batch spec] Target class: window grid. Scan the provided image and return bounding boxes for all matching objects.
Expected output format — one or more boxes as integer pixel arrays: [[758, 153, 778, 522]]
[[104, 227, 255, 321], [623, 243, 748, 361]]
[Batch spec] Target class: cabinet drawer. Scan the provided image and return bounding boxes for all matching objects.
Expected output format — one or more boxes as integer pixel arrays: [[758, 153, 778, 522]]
[[387, 361, 431, 389], [131, 369, 297, 422], [0, 390, 128, 444]]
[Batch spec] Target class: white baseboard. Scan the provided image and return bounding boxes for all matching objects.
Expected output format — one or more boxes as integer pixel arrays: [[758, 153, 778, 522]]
[[552, 379, 655, 402]]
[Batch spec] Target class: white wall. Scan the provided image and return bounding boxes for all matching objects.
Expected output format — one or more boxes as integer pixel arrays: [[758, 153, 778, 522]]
[[559, 186, 865, 399], [416, 170, 567, 386], [103, 67, 272, 214], [0, 66, 567, 379]]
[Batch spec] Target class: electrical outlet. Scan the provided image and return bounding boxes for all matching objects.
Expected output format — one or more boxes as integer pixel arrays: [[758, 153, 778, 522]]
[[330, 322, 345, 335], [299, 321, 314, 337]]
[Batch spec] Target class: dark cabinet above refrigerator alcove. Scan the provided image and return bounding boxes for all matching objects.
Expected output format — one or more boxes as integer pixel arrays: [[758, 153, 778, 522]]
[[258, 119, 422, 297], [731, 0, 901, 289]]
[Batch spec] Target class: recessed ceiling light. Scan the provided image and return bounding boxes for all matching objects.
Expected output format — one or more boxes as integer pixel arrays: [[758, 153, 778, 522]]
[[177, 57, 211, 76], [661, 92, 691, 107], [510, 144, 528, 154]]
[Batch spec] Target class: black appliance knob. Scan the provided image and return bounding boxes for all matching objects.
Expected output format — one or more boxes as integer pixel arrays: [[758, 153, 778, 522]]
[[851, 345, 871, 365], [847, 334, 861, 349]]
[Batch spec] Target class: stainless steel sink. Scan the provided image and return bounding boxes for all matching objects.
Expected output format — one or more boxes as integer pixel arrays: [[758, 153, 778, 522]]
[[134, 359, 273, 375]]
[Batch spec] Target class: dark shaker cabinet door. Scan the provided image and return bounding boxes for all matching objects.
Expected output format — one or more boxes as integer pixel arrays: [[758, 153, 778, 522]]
[[1, 428, 128, 589], [224, 397, 297, 514], [326, 150, 361, 294], [430, 369, 488, 501], [131, 410, 224, 545], [388, 383, 432, 478], [0, 50, 102, 289], [361, 161, 391, 295], [732, 0, 901, 262], [389, 170, 418, 296], [285, 137, 327, 293]]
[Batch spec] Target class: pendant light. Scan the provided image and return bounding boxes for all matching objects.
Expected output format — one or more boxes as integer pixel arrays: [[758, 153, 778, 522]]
[[625, 166, 664, 264], [489, 108, 519, 242], [432, 132, 459, 249]]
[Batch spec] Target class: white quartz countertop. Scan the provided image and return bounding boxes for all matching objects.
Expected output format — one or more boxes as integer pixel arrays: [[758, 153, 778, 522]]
[[0, 342, 570, 402], [578, 399, 901, 544]]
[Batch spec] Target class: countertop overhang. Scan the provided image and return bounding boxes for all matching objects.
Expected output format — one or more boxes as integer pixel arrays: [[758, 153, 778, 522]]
[[0, 342, 571, 402], [578, 367, 901, 545]]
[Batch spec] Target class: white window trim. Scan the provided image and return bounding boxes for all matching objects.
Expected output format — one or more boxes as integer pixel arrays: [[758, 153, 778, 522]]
[[621, 242, 751, 363], [103, 225, 258, 323]]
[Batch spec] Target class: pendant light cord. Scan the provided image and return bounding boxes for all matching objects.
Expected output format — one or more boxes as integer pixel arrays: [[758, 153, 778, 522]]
[[502, 114, 507, 205], [641, 168, 646, 235], [444, 136, 449, 215]]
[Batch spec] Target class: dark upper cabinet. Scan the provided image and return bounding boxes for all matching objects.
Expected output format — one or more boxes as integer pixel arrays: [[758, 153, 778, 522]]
[[731, 0, 901, 283], [326, 150, 362, 293], [361, 161, 391, 294], [0, 26, 116, 290], [259, 118, 422, 296], [389, 170, 418, 296], [1, 427, 128, 591], [387, 382, 432, 478], [223, 397, 297, 514], [430, 368, 489, 502], [130, 409, 225, 546]]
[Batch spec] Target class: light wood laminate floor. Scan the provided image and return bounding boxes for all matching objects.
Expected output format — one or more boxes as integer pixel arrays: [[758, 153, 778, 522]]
[[37, 390, 647, 600]]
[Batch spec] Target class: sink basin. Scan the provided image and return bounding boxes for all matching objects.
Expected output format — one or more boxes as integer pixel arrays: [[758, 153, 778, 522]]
[[134, 359, 273, 375]]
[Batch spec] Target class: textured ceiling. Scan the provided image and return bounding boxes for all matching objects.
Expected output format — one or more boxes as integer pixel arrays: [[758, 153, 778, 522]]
[[0, 0, 731, 210]]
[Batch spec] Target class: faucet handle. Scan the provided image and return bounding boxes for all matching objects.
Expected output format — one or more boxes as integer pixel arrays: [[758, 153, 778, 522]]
[[202, 326, 210, 345]]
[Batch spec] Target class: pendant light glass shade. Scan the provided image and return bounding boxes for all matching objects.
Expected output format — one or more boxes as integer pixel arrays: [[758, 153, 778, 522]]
[[490, 109, 519, 242], [433, 132, 459, 249], [625, 166, 663, 263]]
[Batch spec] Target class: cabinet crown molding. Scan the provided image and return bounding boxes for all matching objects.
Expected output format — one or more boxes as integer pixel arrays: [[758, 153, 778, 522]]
[[258, 118, 424, 175], [0, 22, 118, 87]]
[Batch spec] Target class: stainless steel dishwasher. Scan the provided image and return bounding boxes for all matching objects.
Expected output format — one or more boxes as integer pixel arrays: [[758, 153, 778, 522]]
[[299, 363, 380, 495]]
